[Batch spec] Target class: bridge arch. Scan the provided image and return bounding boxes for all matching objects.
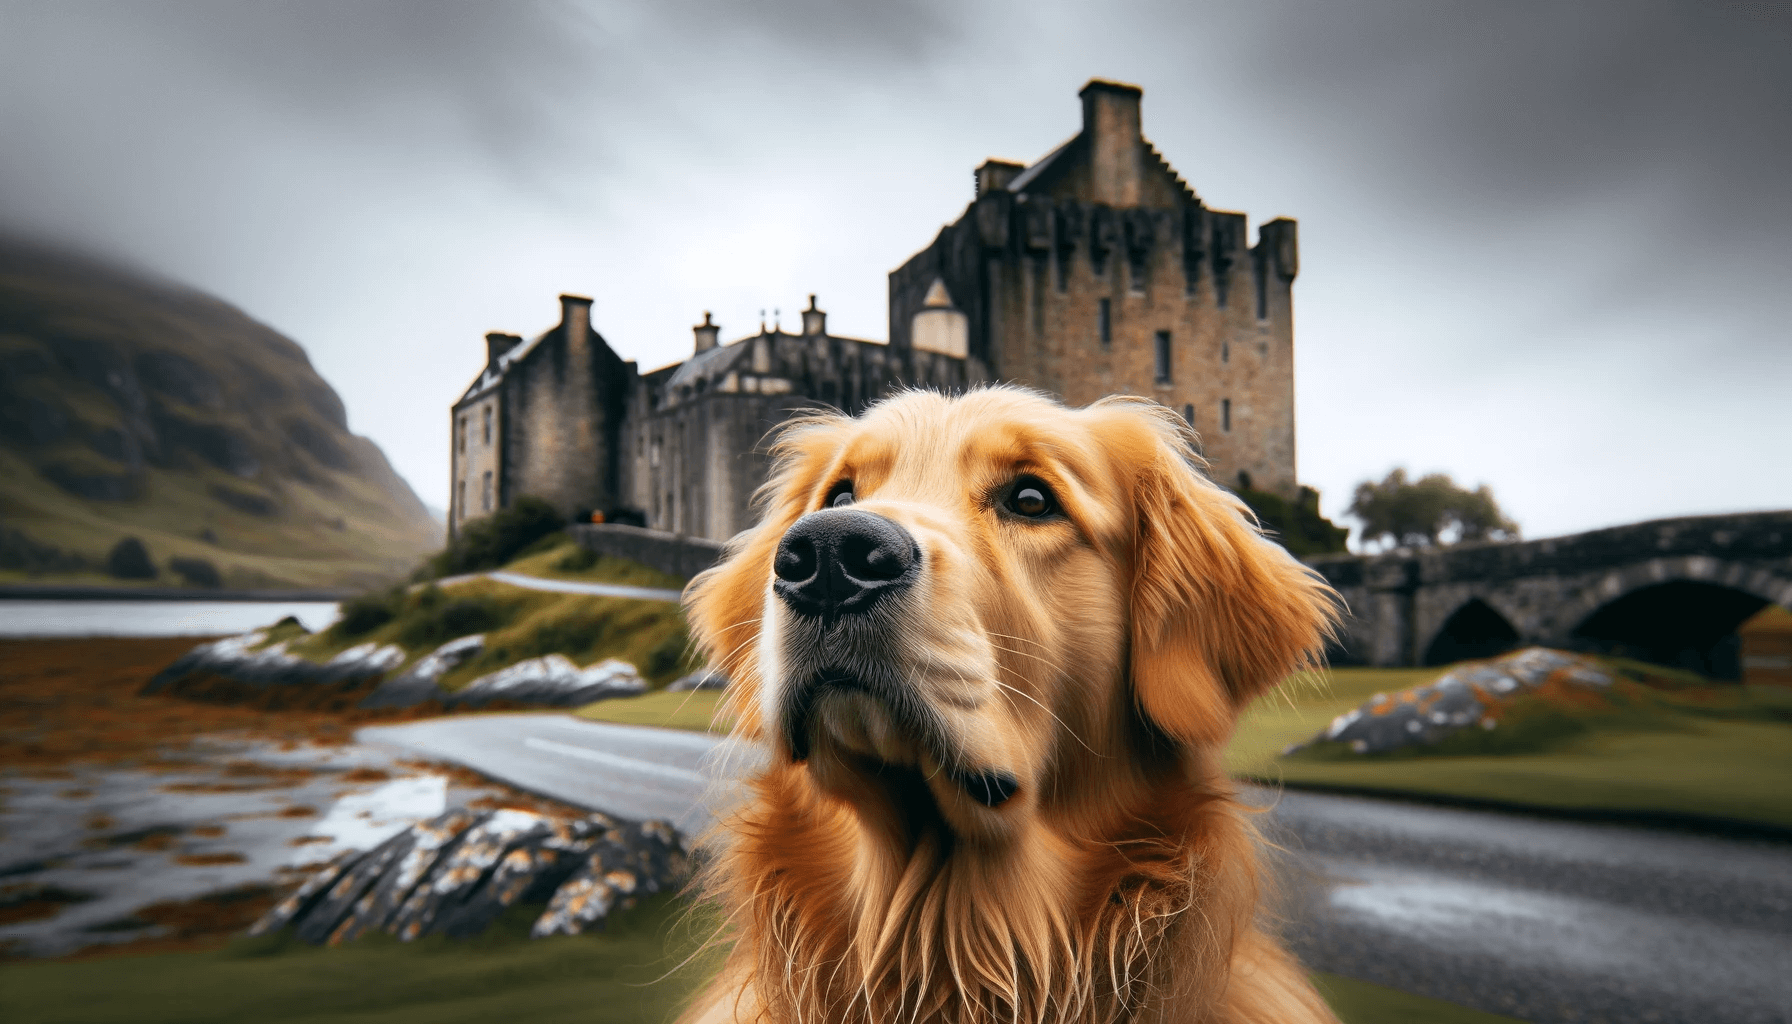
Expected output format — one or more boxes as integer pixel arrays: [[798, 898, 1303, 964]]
[[1423, 597, 1521, 666], [1553, 557, 1792, 679]]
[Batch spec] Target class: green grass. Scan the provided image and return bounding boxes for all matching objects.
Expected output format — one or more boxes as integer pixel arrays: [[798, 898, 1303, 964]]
[[0, 891, 1520, 1024], [577, 689, 731, 733], [503, 534, 687, 591], [287, 578, 699, 688], [1225, 668, 1444, 776], [1313, 973, 1527, 1023], [1231, 664, 1792, 831], [1267, 718, 1792, 828], [0, 894, 724, 1024]]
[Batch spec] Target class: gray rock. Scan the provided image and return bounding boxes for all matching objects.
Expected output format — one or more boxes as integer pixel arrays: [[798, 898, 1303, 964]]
[[251, 809, 686, 945], [359, 634, 485, 709], [143, 630, 408, 696], [151, 631, 648, 711], [666, 666, 728, 692], [1290, 647, 1613, 756], [447, 655, 646, 709], [533, 819, 687, 937]]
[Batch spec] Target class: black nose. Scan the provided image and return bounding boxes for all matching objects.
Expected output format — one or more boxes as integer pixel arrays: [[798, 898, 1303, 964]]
[[773, 509, 919, 622]]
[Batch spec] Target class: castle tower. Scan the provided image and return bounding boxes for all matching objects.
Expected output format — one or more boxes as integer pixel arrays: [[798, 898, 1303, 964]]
[[889, 79, 1300, 496]]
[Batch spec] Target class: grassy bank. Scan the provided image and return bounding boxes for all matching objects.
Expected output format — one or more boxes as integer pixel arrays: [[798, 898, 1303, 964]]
[[1243, 661, 1792, 831], [268, 537, 700, 689], [575, 689, 733, 733], [0, 894, 717, 1024], [0, 888, 1521, 1024], [499, 534, 686, 591]]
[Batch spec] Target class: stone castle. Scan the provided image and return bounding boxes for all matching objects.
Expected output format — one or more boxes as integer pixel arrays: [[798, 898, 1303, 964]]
[[450, 80, 1300, 542]]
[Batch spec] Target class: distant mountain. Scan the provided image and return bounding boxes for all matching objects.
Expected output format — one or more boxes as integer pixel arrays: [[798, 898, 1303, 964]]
[[0, 236, 442, 590]]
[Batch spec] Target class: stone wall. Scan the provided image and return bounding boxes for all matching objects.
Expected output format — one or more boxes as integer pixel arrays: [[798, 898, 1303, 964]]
[[620, 319, 965, 542], [568, 522, 724, 582], [449, 393, 501, 533], [500, 295, 634, 521]]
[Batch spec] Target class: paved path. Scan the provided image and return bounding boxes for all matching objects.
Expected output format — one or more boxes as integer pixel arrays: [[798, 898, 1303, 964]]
[[1265, 789, 1792, 1024], [358, 714, 729, 835], [360, 714, 1792, 1024], [431, 570, 684, 604]]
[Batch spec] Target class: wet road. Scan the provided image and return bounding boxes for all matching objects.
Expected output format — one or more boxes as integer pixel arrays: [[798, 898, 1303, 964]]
[[1265, 789, 1792, 1024], [360, 714, 1792, 1024], [359, 715, 727, 835]]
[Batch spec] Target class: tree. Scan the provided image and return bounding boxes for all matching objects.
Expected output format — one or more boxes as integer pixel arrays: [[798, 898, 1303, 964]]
[[1347, 468, 1519, 550], [1236, 484, 1350, 557]]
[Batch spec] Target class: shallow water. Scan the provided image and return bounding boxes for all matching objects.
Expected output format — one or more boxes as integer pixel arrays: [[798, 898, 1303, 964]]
[[0, 599, 340, 637]]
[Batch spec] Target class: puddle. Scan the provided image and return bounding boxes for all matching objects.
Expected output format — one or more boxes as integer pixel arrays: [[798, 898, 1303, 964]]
[[290, 775, 447, 864]]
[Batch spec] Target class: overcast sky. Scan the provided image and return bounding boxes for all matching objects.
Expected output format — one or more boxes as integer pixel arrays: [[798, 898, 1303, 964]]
[[2, 0, 1787, 544]]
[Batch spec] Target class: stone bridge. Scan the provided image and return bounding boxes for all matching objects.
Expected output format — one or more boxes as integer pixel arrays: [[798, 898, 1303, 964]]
[[1305, 511, 1792, 677]]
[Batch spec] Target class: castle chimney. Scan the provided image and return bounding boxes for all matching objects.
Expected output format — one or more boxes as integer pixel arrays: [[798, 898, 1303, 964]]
[[1079, 79, 1144, 208], [484, 332, 522, 366], [975, 159, 1026, 198], [559, 293, 592, 345], [693, 311, 719, 353], [800, 294, 826, 337]]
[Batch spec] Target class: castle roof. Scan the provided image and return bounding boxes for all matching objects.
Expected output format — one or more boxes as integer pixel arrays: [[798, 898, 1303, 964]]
[[456, 326, 551, 406], [1003, 135, 1076, 194], [663, 332, 749, 392]]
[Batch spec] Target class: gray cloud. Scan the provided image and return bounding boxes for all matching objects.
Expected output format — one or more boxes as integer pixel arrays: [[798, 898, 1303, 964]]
[[0, 0, 1784, 539]]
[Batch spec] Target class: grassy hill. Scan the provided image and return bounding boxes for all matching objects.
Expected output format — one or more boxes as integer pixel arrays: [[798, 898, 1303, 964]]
[[0, 237, 440, 590]]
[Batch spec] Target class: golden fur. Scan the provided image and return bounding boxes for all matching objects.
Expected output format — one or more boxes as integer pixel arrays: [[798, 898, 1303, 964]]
[[680, 387, 1341, 1024]]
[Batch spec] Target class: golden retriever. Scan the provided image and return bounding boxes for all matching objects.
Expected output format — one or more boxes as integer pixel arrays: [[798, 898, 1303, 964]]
[[681, 386, 1340, 1024]]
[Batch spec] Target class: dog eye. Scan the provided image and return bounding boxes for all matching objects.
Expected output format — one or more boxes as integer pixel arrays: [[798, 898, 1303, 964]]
[[1005, 477, 1056, 519], [826, 481, 854, 508]]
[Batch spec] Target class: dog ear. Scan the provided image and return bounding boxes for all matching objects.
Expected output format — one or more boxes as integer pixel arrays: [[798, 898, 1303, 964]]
[[1091, 398, 1338, 748]]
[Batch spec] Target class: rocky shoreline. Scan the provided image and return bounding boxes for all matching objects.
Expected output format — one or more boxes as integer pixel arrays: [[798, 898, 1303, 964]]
[[144, 627, 651, 712], [253, 809, 688, 944]]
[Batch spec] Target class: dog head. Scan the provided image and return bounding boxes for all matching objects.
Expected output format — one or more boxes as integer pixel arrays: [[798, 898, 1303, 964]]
[[686, 387, 1337, 840]]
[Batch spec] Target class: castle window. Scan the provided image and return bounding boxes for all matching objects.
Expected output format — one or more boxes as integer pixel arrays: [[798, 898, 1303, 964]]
[[457, 416, 466, 454], [1183, 403, 1195, 427], [457, 480, 465, 520], [1098, 299, 1111, 349], [481, 471, 492, 512], [1154, 330, 1172, 384], [1222, 398, 1232, 433], [481, 406, 492, 445], [1222, 341, 1229, 364]]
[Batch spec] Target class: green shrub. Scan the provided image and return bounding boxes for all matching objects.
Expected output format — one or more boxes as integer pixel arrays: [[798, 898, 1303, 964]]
[[397, 589, 511, 648], [0, 527, 87, 574], [333, 586, 405, 638], [423, 496, 564, 578], [169, 555, 222, 588], [106, 536, 156, 579]]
